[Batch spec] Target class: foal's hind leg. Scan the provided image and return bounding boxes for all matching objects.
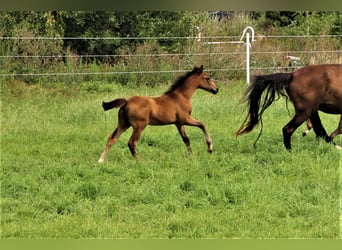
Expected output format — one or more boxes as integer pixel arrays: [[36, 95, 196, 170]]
[[176, 124, 193, 155], [98, 126, 130, 162], [98, 110, 130, 163], [184, 116, 213, 153], [127, 122, 146, 158]]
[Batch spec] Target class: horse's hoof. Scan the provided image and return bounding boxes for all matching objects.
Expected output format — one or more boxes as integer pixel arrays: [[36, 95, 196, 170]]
[[335, 145, 342, 150]]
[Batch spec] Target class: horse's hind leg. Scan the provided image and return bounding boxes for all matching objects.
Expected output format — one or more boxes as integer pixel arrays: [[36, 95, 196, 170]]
[[282, 112, 308, 150], [330, 115, 342, 149], [176, 124, 193, 155], [309, 111, 331, 143], [98, 109, 130, 163], [302, 119, 313, 137], [330, 115, 342, 139]]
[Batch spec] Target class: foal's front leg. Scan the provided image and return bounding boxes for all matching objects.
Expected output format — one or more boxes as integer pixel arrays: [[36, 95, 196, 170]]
[[185, 116, 213, 153]]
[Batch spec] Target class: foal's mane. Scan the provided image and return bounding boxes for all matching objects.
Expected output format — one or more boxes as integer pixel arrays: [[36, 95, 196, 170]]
[[164, 66, 202, 94]]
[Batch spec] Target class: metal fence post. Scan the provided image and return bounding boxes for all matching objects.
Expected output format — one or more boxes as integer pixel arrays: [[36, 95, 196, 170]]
[[240, 26, 255, 84]]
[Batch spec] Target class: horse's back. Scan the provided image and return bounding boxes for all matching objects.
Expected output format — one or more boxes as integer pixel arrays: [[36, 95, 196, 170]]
[[325, 64, 342, 87], [293, 64, 340, 78], [291, 64, 342, 113], [292, 64, 341, 88], [125, 96, 152, 121], [320, 64, 342, 109]]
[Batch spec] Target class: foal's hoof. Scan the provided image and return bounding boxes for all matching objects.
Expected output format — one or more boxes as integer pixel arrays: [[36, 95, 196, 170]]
[[335, 144, 342, 150]]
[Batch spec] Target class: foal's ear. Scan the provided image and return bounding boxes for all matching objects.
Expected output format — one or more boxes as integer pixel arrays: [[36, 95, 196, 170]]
[[198, 65, 204, 73]]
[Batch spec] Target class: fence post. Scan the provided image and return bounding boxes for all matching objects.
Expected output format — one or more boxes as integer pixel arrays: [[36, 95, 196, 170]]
[[240, 26, 256, 84], [246, 32, 250, 84]]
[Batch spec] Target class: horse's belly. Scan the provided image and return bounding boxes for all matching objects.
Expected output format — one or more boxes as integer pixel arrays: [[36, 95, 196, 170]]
[[149, 121, 173, 126], [318, 103, 341, 114], [149, 113, 176, 125]]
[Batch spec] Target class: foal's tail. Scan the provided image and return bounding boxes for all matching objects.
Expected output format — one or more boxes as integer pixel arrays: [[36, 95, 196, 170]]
[[102, 98, 127, 111], [236, 72, 293, 138]]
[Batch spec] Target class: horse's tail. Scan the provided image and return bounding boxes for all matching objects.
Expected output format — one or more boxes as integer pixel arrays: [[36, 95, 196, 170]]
[[236, 72, 293, 137], [102, 98, 127, 111]]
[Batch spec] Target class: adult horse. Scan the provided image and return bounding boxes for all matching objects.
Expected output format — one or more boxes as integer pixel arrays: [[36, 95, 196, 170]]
[[236, 64, 342, 150], [98, 65, 219, 162]]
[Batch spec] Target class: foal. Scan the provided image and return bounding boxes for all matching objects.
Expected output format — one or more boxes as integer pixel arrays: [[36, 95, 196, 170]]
[[98, 65, 218, 162]]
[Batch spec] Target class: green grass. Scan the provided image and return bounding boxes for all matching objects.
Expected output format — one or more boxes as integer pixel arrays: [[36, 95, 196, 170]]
[[1, 80, 340, 238]]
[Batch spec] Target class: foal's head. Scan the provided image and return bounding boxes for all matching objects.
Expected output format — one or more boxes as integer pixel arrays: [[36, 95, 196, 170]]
[[193, 65, 219, 94]]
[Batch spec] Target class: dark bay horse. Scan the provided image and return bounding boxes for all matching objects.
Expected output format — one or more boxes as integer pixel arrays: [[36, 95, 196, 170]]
[[98, 65, 219, 162], [236, 64, 342, 150]]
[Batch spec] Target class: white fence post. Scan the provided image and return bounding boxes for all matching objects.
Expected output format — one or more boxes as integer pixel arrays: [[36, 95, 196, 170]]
[[240, 26, 256, 84], [202, 26, 256, 84]]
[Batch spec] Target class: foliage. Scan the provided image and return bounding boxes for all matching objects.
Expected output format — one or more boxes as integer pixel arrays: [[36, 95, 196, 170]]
[[263, 11, 304, 28], [0, 11, 340, 85], [0, 11, 64, 82], [0, 11, 193, 63], [135, 11, 193, 52], [61, 11, 138, 63]]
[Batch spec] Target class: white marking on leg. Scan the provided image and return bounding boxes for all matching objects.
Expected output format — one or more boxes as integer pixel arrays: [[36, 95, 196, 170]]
[[98, 149, 109, 163]]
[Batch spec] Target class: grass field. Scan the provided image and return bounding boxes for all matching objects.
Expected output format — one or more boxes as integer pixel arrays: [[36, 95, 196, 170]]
[[1, 80, 341, 238]]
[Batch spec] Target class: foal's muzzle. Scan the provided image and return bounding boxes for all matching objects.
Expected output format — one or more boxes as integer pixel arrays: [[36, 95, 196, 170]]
[[211, 88, 219, 94]]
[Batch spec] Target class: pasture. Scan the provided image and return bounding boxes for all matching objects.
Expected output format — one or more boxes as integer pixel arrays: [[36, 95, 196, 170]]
[[1, 80, 340, 238]]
